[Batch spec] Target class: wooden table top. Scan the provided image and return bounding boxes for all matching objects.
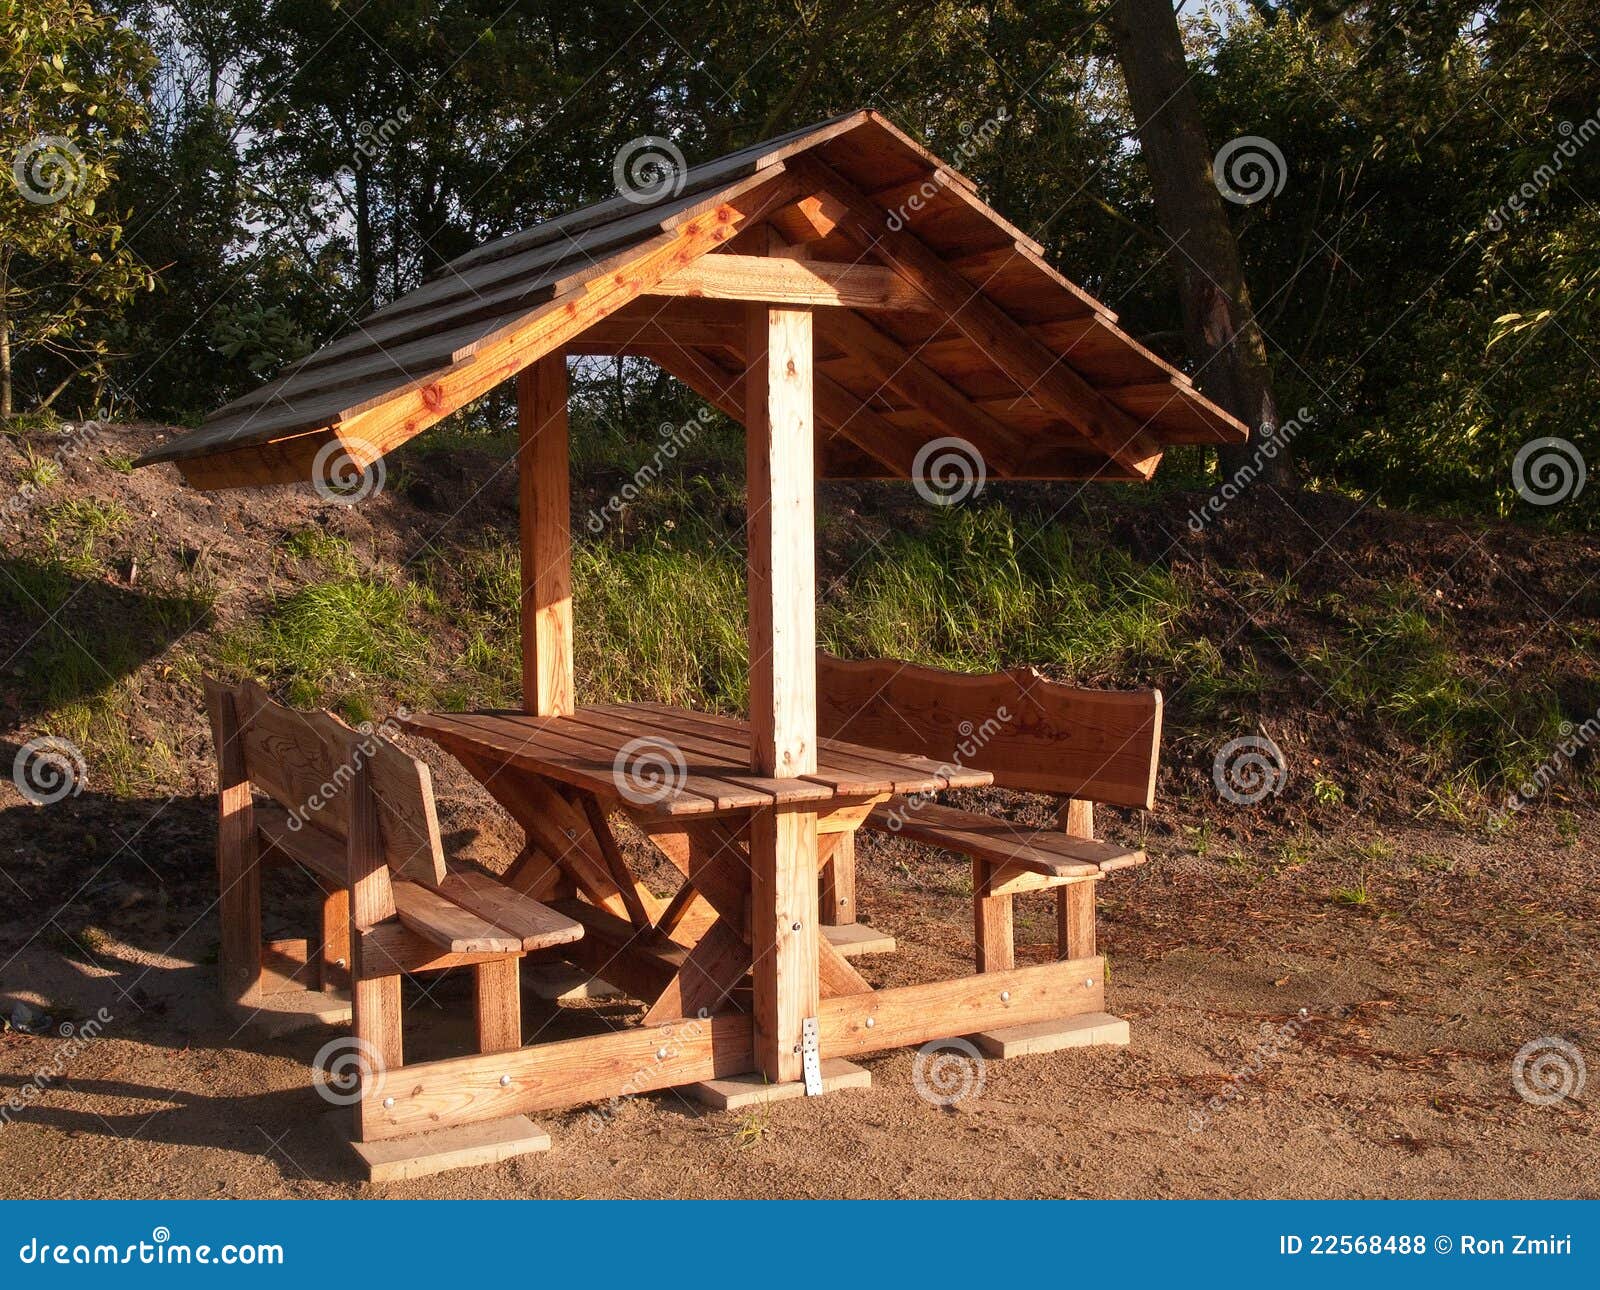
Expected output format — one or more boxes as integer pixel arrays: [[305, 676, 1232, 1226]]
[[402, 701, 993, 818]]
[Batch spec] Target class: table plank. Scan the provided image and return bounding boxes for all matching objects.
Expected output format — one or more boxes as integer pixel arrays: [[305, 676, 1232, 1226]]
[[619, 703, 993, 794], [403, 701, 989, 819]]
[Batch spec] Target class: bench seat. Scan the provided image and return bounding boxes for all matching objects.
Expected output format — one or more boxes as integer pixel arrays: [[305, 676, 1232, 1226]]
[[255, 802, 581, 954], [864, 798, 1145, 878]]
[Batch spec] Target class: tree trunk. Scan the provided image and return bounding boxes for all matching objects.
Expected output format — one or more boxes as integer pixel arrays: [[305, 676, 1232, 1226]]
[[1, 252, 12, 421], [1105, 0, 1289, 484]]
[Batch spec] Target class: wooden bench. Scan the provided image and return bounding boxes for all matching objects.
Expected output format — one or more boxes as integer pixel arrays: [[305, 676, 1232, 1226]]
[[202, 677, 583, 1141], [816, 651, 1160, 971]]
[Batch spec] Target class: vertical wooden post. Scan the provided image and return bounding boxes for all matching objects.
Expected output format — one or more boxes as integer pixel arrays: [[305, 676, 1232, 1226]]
[[473, 958, 522, 1053], [517, 354, 574, 717], [347, 759, 401, 1142], [745, 256, 819, 1083], [316, 885, 351, 993], [205, 684, 262, 1007], [819, 831, 856, 926], [1057, 798, 1097, 959], [973, 859, 1015, 972]]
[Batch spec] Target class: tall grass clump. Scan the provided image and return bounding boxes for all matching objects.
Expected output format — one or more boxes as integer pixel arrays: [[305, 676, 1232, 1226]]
[[574, 534, 748, 710], [819, 505, 1188, 680], [225, 576, 429, 708]]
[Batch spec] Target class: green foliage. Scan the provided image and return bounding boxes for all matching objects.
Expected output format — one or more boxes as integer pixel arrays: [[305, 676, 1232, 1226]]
[[1, 0, 155, 417]]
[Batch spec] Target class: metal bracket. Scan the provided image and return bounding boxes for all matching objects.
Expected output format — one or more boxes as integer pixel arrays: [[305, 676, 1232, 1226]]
[[801, 1016, 822, 1095]]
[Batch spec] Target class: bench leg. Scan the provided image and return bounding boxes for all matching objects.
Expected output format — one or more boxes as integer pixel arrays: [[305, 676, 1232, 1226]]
[[974, 859, 1015, 972], [819, 831, 856, 926], [317, 886, 351, 993], [213, 746, 262, 1005], [1057, 881, 1096, 959], [351, 968, 402, 1142], [474, 957, 522, 1053]]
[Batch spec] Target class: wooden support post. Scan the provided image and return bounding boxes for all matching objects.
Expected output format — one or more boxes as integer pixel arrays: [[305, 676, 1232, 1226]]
[[744, 243, 819, 1084], [819, 831, 856, 926], [973, 859, 1016, 972], [206, 684, 262, 1006], [473, 958, 522, 1054], [1057, 799, 1097, 959], [317, 886, 351, 992], [517, 354, 574, 718], [348, 760, 400, 1142]]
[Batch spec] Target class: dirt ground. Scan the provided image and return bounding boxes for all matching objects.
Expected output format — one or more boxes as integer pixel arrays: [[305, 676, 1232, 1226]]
[[0, 779, 1593, 1199]]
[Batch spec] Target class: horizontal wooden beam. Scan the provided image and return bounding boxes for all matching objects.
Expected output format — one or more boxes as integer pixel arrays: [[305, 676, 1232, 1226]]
[[819, 956, 1104, 1056], [354, 955, 1104, 1140], [646, 254, 936, 312]]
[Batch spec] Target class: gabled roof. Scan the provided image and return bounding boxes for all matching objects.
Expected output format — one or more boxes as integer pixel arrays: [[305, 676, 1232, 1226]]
[[137, 110, 1246, 489]]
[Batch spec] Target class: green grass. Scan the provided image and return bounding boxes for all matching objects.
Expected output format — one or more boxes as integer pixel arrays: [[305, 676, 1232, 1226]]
[[220, 574, 431, 709], [818, 505, 1189, 678], [1305, 590, 1565, 790]]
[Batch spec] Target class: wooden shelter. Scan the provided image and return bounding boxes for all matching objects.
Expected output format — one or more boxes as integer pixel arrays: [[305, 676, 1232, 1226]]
[[141, 111, 1246, 1168]]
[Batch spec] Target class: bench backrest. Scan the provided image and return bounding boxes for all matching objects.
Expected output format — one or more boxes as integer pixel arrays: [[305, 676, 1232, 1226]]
[[202, 676, 447, 883], [816, 651, 1162, 810]]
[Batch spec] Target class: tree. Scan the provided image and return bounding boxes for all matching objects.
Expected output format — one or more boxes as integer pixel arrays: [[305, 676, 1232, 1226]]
[[1103, 0, 1288, 484], [1, 0, 154, 419]]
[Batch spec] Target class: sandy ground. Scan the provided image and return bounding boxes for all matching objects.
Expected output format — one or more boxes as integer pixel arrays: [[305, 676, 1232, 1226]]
[[0, 789, 1593, 1200]]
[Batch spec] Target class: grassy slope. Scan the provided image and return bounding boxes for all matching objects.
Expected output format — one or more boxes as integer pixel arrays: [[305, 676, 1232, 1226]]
[[2, 417, 1597, 844]]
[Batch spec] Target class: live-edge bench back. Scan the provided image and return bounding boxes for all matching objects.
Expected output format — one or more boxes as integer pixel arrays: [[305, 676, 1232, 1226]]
[[202, 676, 447, 884], [815, 651, 1162, 810]]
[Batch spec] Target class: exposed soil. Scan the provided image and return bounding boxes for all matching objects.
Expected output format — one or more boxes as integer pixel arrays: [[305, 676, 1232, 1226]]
[[0, 423, 1594, 1198]]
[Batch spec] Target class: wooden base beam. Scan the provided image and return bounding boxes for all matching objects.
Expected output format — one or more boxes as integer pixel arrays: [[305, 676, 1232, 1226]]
[[356, 956, 1104, 1141]]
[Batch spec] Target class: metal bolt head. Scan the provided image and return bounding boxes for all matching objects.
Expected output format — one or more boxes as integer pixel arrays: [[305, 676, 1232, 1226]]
[[864, 1016, 875, 1028], [656, 1047, 668, 1060], [499, 1074, 512, 1087], [839, 897, 849, 907], [999, 990, 1011, 1002], [382, 1096, 395, 1109], [1085, 978, 1095, 988]]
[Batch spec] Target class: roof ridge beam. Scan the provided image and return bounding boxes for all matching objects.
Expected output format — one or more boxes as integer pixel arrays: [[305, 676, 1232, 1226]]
[[644, 254, 937, 312], [788, 156, 1168, 480]]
